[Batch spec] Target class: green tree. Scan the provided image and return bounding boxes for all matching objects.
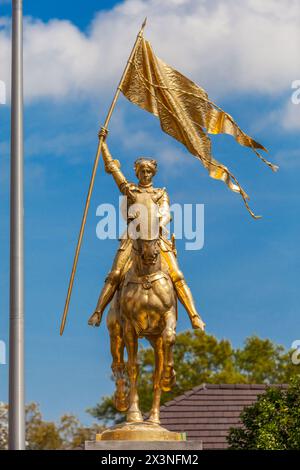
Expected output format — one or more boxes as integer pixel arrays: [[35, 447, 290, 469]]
[[57, 414, 103, 449], [234, 336, 296, 384], [0, 402, 8, 449], [0, 402, 104, 450], [227, 375, 300, 450], [26, 403, 62, 450], [89, 332, 299, 424]]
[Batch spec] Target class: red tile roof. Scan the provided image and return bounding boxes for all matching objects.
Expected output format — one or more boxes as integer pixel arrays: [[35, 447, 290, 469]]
[[159, 384, 288, 449]]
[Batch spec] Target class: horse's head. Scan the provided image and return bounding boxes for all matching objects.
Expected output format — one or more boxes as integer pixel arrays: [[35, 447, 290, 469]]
[[133, 238, 160, 267]]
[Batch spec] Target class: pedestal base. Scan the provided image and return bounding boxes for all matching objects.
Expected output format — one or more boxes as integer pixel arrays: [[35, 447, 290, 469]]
[[96, 421, 185, 442], [85, 422, 202, 450]]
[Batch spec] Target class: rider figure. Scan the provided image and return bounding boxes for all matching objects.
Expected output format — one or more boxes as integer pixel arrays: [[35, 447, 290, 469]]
[[88, 132, 205, 330]]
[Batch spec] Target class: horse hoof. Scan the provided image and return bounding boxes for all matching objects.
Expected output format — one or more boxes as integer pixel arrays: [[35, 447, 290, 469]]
[[126, 411, 143, 423], [160, 382, 171, 392], [114, 393, 129, 412], [160, 369, 176, 392], [88, 311, 102, 327], [147, 415, 160, 425]]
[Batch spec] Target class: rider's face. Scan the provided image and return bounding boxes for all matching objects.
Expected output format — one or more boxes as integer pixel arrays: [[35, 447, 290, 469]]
[[137, 165, 154, 185]]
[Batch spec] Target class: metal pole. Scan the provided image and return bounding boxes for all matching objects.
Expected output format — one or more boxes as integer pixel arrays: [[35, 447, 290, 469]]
[[9, 0, 25, 450]]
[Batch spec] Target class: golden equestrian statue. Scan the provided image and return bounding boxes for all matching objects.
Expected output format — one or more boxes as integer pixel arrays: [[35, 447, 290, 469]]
[[88, 131, 205, 426], [60, 19, 274, 441]]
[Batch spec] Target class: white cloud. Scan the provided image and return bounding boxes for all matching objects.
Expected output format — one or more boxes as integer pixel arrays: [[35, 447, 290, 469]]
[[0, 0, 299, 103], [259, 98, 300, 134], [275, 149, 300, 169], [281, 101, 300, 131], [24, 128, 95, 160]]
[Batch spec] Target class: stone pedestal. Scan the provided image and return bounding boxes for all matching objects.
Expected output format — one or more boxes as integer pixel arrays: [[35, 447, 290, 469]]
[[85, 421, 202, 450], [85, 440, 202, 450]]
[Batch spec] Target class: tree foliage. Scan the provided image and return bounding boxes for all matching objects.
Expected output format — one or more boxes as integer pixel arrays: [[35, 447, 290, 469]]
[[227, 375, 300, 450], [0, 402, 8, 449], [0, 402, 103, 450], [88, 332, 299, 424]]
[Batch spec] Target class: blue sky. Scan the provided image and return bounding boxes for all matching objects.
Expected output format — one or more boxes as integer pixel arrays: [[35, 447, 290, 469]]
[[0, 0, 300, 425]]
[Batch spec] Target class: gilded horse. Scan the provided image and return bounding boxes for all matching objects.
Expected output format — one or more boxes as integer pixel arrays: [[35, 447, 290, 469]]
[[106, 194, 177, 424]]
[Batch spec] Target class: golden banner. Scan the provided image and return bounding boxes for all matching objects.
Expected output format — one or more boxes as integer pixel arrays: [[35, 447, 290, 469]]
[[121, 38, 278, 218]]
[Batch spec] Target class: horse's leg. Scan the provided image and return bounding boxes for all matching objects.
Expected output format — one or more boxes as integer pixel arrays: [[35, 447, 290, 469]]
[[147, 335, 164, 424], [161, 307, 177, 392], [123, 321, 143, 422], [106, 297, 128, 412]]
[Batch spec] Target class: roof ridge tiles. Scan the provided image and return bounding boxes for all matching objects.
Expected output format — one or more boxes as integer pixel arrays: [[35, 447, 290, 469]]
[[160, 383, 288, 410]]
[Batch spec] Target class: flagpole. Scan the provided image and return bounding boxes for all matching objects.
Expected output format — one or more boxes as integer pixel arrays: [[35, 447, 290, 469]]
[[9, 0, 25, 450], [59, 18, 147, 335]]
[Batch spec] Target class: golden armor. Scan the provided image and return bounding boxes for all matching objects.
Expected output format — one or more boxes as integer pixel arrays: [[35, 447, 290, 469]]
[[88, 141, 205, 331]]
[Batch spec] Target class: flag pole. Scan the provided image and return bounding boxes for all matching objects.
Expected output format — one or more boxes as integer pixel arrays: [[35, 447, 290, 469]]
[[59, 18, 147, 335], [9, 0, 25, 450]]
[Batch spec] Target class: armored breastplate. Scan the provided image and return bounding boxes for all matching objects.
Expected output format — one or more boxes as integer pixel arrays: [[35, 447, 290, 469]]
[[127, 190, 160, 241]]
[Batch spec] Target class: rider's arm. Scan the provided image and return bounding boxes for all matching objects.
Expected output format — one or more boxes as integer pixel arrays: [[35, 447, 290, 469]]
[[158, 189, 172, 230], [102, 141, 129, 194]]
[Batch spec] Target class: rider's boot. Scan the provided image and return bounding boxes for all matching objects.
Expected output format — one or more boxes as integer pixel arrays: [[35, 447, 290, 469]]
[[174, 280, 205, 330], [88, 273, 120, 326]]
